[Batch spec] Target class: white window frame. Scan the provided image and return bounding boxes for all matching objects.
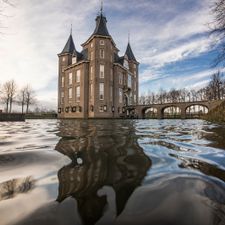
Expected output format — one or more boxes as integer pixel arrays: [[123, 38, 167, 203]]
[[100, 64, 104, 79], [76, 70, 80, 83], [99, 105, 104, 112], [76, 86, 80, 102], [69, 72, 73, 85], [99, 83, 104, 100], [72, 56, 77, 64], [69, 87, 72, 99]]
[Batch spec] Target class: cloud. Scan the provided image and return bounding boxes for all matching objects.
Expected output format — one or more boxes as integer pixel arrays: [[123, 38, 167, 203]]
[[0, 0, 218, 109]]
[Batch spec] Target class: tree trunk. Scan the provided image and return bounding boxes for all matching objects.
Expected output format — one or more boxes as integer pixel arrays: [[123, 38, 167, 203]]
[[22, 103, 24, 114], [9, 98, 12, 113]]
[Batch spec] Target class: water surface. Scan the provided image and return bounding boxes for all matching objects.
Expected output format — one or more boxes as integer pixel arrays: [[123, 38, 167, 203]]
[[0, 119, 225, 225]]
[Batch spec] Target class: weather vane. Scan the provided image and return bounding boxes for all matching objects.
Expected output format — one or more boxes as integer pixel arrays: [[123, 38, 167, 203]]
[[70, 23, 72, 35]]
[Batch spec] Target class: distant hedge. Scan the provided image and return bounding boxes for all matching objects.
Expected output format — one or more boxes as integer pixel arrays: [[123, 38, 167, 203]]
[[204, 101, 225, 123]]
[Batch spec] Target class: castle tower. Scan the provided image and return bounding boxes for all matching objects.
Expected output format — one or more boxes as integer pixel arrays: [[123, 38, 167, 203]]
[[57, 8, 139, 119]]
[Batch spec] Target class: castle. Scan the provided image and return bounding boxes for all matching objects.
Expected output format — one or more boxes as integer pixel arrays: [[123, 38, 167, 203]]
[[57, 8, 139, 118]]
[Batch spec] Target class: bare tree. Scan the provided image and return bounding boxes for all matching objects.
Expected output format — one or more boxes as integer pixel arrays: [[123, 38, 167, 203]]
[[210, 0, 225, 66], [17, 87, 26, 114], [207, 70, 224, 100], [1, 81, 11, 112], [24, 85, 36, 113], [0, 80, 16, 113], [8, 79, 16, 112]]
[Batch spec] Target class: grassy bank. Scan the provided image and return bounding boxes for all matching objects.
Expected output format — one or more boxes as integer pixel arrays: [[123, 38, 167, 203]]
[[204, 100, 225, 123]]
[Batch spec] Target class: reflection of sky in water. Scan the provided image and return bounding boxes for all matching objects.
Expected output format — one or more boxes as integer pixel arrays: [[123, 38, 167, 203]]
[[0, 119, 224, 225]]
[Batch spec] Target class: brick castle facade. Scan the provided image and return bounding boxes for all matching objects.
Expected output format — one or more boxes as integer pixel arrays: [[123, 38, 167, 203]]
[[58, 9, 139, 118]]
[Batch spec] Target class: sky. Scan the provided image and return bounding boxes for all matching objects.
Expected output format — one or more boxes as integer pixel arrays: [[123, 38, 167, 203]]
[[0, 0, 223, 110]]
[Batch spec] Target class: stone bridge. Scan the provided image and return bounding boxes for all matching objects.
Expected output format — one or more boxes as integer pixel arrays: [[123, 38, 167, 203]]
[[126, 100, 223, 119]]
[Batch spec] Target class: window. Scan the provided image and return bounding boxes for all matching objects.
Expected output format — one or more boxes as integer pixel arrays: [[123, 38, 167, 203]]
[[124, 59, 129, 69], [72, 56, 77, 64], [134, 94, 136, 103], [134, 70, 137, 77], [61, 76, 64, 87], [90, 66, 93, 80], [134, 82, 136, 91], [128, 74, 132, 88], [61, 91, 64, 104], [91, 51, 94, 60], [76, 70, 80, 83], [99, 105, 104, 112], [99, 83, 104, 100], [119, 73, 123, 85], [110, 86, 113, 101], [62, 57, 65, 62], [76, 86, 80, 102], [119, 88, 123, 103], [100, 40, 104, 45], [91, 42, 93, 48], [100, 49, 104, 59], [100, 64, 104, 78], [69, 72, 72, 85], [69, 88, 72, 99], [90, 84, 93, 100]]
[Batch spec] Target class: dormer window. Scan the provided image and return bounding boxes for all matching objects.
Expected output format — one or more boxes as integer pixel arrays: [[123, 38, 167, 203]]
[[72, 56, 77, 64], [100, 40, 104, 45], [124, 58, 129, 69]]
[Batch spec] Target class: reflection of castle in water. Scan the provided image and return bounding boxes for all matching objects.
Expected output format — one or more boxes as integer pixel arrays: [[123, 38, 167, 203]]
[[55, 120, 151, 225]]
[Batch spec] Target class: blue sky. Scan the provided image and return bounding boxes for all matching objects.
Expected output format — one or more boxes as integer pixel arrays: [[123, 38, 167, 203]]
[[0, 0, 223, 109]]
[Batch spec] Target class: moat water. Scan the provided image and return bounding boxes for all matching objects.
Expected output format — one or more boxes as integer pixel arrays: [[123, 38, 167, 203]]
[[0, 119, 225, 225]]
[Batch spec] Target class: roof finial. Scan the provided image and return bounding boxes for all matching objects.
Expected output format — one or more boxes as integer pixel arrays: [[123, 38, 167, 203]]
[[100, 0, 103, 14], [70, 23, 72, 35], [128, 30, 130, 43]]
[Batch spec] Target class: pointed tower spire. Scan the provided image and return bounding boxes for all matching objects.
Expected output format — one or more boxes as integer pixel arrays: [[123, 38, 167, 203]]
[[92, 5, 110, 37], [125, 42, 137, 62], [61, 30, 76, 54]]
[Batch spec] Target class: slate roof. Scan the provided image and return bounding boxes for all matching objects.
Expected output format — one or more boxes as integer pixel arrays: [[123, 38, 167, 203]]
[[61, 34, 75, 54], [93, 13, 110, 37], [125, 43, 137, 62]]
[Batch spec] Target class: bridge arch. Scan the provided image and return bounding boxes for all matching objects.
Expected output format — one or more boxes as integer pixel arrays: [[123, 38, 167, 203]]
[[161, 105, 182, 119], [142, 107, 158, 119], [185, 104, 209, 118]]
